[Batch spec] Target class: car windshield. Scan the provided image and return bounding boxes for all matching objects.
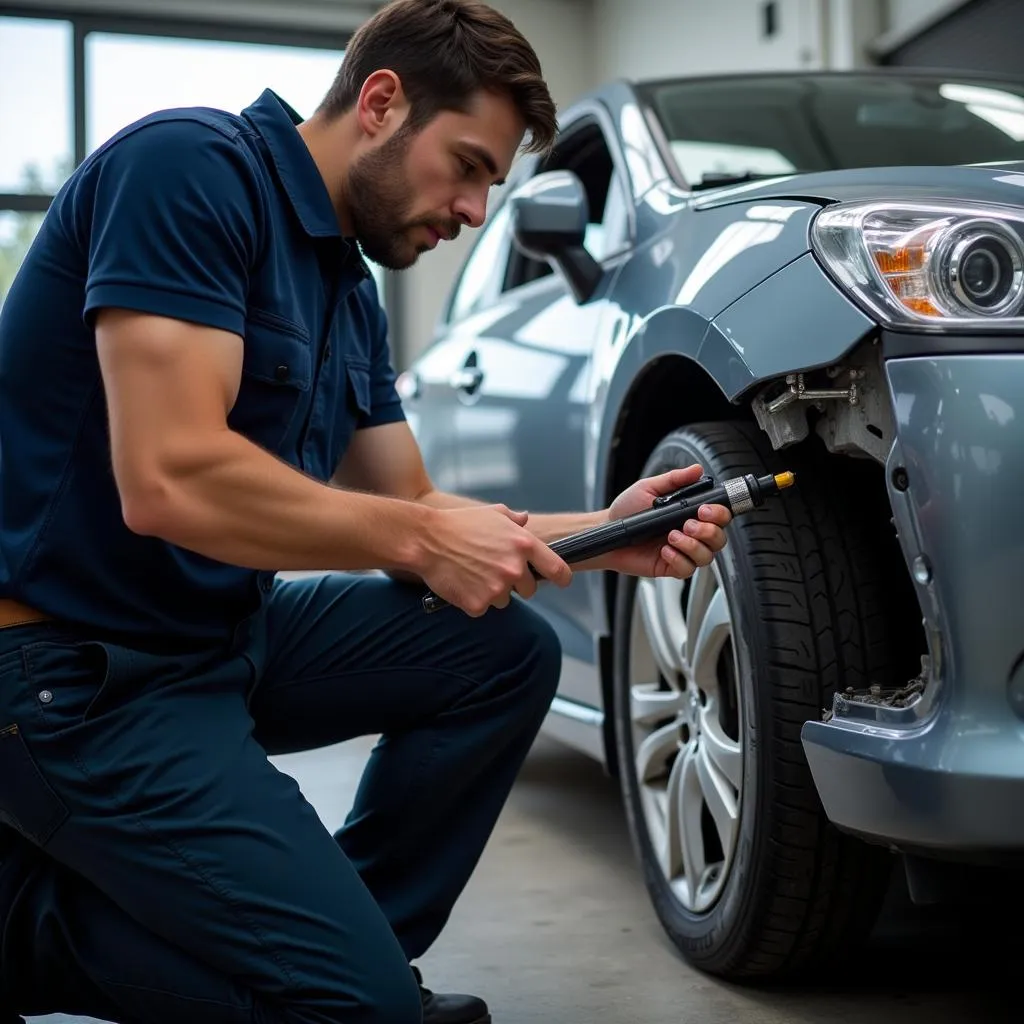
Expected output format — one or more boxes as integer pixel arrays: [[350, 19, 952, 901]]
[[636, 73, 1024, 189]]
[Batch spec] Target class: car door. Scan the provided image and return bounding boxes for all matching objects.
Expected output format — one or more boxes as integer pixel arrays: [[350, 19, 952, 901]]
[[450, 112, 634, 665]]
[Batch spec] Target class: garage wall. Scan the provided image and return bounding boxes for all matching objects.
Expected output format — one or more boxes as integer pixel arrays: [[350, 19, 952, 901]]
[[593, 0, 825, 82]]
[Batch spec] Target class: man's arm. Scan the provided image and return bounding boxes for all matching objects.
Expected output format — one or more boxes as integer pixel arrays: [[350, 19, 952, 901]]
[[97, 309, 438, 575], [332, 421, 607, 580], [96, 308, 574, 611]]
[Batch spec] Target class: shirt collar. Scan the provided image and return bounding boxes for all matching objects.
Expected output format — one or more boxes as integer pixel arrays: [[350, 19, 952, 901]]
[[242, 89, 350, 243]]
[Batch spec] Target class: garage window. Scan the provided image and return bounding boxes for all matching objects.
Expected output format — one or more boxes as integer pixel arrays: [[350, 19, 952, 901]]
[[0, 15, 73, 307], [0, 11, 383, 309]]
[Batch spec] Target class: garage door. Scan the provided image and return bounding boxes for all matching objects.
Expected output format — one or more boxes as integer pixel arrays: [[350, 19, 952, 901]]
[[881, 0, 1024, 77]]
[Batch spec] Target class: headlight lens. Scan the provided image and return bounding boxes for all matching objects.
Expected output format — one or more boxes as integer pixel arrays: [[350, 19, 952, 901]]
[[811, 200, 1024, 331]]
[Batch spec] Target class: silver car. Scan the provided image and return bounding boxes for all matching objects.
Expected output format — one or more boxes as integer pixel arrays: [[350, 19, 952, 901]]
[[402, 69, 1024, 981]]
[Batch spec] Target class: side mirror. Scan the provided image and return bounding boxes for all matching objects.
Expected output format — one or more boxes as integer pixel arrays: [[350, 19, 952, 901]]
[[509, 170, 602, 303]]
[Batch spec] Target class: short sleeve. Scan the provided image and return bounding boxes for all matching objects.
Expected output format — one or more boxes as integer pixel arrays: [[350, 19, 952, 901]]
[[358, 281, 408, 430], [82, 119, 262, 337]]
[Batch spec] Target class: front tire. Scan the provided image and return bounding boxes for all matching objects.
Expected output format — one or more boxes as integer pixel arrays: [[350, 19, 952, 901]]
[[612, 421, 901, 981]]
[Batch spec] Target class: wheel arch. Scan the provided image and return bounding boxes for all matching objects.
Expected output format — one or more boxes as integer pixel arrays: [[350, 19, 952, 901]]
[[590, 272, 888, 774]]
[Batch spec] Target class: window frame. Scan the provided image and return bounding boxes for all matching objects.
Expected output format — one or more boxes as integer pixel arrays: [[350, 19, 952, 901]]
[[0, 6, 390, 307]]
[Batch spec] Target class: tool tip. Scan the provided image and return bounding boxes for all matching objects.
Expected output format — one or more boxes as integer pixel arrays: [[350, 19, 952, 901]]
[[774, 471, 795, 490]]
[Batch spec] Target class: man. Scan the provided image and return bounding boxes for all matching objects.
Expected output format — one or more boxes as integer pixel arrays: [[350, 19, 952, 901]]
[[0, 0, 731, 1020]]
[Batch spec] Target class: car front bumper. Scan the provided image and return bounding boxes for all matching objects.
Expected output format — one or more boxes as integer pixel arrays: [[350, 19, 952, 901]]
[[801, 349, 1024, 857]]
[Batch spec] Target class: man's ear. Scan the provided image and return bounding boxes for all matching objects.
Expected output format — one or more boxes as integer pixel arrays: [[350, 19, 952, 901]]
[[355, 70, 409, 140]]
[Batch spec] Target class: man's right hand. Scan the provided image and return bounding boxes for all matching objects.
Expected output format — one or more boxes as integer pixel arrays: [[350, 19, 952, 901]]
[[417, 504, 573, 617]]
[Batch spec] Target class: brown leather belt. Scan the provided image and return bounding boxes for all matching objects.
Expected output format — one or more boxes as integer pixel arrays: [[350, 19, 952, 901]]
[[0, 598, 51, 629]]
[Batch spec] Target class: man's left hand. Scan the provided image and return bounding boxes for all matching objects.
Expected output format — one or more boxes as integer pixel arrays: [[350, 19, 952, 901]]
[[601, 463, 732, 579]]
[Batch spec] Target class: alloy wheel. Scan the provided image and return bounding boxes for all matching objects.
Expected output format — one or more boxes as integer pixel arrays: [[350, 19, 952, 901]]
[[627, 560, 744, 914]]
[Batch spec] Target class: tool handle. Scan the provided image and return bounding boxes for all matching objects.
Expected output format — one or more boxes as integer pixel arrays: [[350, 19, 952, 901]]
[[419, 471, 793, 613]]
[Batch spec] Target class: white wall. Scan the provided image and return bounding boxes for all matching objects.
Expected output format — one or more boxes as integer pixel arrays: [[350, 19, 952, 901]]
[[589, 0, 968, 84], [593, 0, 826, 82]]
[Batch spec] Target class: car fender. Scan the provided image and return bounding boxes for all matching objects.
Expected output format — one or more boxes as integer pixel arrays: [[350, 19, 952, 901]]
[[589, 251, 878, 512], [588, 197, 824, 508], [706, 250, 878, 401], [588, 303, 715, 514]]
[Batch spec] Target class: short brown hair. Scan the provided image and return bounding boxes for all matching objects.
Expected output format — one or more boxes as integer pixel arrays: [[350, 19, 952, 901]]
[[318, 0, 557, 154]]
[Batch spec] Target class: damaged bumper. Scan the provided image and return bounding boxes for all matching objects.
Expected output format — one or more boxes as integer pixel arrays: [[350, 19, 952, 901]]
[[801, 349, 1024, 855]]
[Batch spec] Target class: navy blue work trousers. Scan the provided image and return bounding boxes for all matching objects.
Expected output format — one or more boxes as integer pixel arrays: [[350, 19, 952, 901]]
[[0, 572, 562, 1023]]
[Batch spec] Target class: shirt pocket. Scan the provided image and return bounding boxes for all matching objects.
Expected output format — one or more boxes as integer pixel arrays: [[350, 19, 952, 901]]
[[345, 354, 373, 423], [230, 309, 313, 456], [317, 354, 373, 478]]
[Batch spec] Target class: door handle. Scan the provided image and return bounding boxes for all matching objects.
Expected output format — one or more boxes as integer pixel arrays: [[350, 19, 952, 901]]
[[449, 351, 484, 394], [449, 366, 484, 391]]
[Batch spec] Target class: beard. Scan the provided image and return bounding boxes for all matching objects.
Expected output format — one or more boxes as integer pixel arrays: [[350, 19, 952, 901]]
[[345, 127, 461, 271]]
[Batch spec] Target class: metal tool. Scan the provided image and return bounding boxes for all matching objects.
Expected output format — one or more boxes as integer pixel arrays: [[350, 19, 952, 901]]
[[421, 470, 796, 613]]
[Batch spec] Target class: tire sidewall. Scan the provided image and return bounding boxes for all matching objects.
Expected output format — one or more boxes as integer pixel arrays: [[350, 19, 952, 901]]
[[612, 427, 774, 968]]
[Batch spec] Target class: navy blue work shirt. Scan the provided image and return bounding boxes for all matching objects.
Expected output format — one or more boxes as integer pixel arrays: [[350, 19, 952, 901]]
[[0, 89, 406, 644]]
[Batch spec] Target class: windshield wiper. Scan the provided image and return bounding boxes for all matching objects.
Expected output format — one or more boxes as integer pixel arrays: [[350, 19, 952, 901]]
[[690, 170, 796, 190]]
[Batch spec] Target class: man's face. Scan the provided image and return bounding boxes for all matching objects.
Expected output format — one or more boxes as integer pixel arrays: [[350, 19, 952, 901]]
[[346, 89, 525, 271]]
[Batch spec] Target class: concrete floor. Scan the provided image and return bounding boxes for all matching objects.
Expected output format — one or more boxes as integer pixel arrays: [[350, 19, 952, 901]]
[[29, 732, 1018, 1024]]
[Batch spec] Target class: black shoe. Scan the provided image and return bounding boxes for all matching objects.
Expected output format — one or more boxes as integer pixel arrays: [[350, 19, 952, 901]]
[[413, 965, 491, 1024]]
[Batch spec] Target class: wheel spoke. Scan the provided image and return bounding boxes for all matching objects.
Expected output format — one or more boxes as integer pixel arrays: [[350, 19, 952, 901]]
[[630, 684, 686, 728], [700, 709, 743, 791], [635, 720, 680, 784], [683, 564, 715, 666], [690, 588, 731, 693], [696, 739, 739, 859], [637, 577, 686, 682], [661, 743, 686, 879], [678, 746, 707, 890]]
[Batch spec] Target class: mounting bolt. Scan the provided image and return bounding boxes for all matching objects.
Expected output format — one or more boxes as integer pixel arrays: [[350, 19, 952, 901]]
[[892, 467, 910, 491], [913, 556, 933, 585]]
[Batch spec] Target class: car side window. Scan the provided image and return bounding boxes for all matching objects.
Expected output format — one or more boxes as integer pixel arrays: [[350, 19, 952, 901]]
[[504, 118, 630, 293], [585, 169, 630, 263], [445, 201, 513, 324]]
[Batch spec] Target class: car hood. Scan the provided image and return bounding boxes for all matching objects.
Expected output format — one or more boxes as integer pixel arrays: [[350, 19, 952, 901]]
[[693, 160, 1024, 210]]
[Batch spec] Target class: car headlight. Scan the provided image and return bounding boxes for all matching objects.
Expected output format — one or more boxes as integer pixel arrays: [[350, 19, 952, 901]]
[[811, 200, 1024, 332]]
